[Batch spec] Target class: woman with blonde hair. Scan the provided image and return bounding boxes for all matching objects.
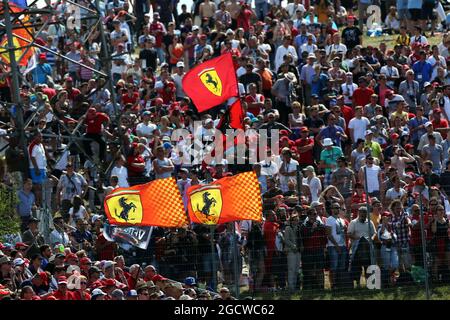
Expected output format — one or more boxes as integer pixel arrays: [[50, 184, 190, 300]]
[[288, 101, 306, 130]]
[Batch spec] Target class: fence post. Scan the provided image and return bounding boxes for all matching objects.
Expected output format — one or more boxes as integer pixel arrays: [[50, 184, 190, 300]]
[[417, 188, 431, 299]]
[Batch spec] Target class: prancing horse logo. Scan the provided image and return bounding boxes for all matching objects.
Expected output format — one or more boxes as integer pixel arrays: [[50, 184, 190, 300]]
[[190, 186, 223, 224], [199, 68, 222, 96], [116, 197, 137, 222]]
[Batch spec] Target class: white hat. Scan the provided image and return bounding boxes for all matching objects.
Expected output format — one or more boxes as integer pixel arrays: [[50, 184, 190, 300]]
[[91, 288, 107, 298], [390, 95, 405, 103], [323, 138, 333, 147], [204, 118, 213, 125], [91, 214, 103, 224], [307, 53, 316, 59], [13, 258, 25, 267], [425, 121, 433, 127], [179, 294, 193, 300], [424, 82, 432, 87], [365, 129, 373, 136], [103, 260, 117, 269], [226, 29, 234, 35], [176, 61, 184, 68], [192, 25, 199, 31]]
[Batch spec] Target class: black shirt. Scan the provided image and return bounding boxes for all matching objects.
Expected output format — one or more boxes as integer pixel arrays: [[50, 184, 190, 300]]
[[341, 26, 362, 50], [139, 48, 157, 72], [239, 72, 262, 94]]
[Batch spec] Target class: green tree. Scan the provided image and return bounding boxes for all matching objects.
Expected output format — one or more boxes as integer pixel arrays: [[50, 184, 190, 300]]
[[0, 183, 20, 241]]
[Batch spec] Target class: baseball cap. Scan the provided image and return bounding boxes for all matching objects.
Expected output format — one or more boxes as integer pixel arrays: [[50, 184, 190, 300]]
[[184, 277, 197, 286], [152, 274, 168, 282], [390, 133, 400, 139], [58, 276, 68, 285], [127, 290, 138, 297], [425, 121, 433, 127], [91, 288, 107, 299], [13, 258, 26, 267], [303, 165, 315, 173], [15, 242, 28, 250], [103, 260, 116, 269], [111, 289, 125, 300], [365, 129, 373, 136], [176, 61, 184, 68], [192, 25, 199, 31]]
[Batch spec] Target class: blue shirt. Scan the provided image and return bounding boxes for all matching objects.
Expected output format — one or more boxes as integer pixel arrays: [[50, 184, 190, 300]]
[[17, 190, 35, 217], [396, 0, 408, 10], [412, 60, 433, 85], [407, 0, 423, 9], [408, 116, 428, 142], [32, 63, 52, 84], [319, 125, 345, 148]]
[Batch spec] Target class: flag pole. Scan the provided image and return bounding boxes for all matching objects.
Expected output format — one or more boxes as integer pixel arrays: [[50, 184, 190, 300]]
[[204, 170, 217, 291], [232, 222, 240, 298]]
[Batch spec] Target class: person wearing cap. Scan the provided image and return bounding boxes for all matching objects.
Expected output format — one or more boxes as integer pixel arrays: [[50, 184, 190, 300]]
[[139, 35, 157, 73], [32, 53, 52, 85], [358, 153, 383, 201], [56, 162, 88, 212], [412, 50, 433, 89], [52, 276, 74, 300], [431, 108, 450, 140], [21, 217, 45, 259], [341, 15, 362, 50], [91, 288, 107, 300], [418, 121, 443, 152], [171, 60, 186, 100], [319, 138, 343, 187]]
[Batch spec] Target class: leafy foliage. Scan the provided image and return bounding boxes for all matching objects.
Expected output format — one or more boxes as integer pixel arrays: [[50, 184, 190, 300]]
[[0, 183, 20, 241]]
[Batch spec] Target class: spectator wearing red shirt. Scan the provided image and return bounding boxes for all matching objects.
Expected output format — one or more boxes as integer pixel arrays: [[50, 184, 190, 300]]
[[127, 143, 146, 178], [236, 3, 255, 33], [149, 12, 167, 64], [431, 108, 449, 139], [336, 95, 354, 136], [52, 276, 74, 300], [158, 80, 176, 104], [263, 211, 279, 287], [70, 275, 91, 300], [352, 77, 374, 108], [82, 107, 110, 162], [121, 84, 140, 108], [409, 203, 433, 266], [351, 183, 371, 219], [295, 127, 314, 168], [64, 77, 81, 102], [301, 208, 328, 290], [245, 83, 265, 116]]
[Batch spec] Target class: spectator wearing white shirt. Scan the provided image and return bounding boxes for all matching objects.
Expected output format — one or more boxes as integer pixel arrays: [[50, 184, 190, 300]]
[[279, 148, 299, 193], [302, 166, 322, 202], [300, 34, 318, 55], [341, 72, 358, 106], [136, 111, 157, 138], [326, 33, 347, 58], [274, 35, 298, 73], [348, 106, 370, 145], [380, 56, 400, 88], [286, 0, 306, 20], [428, 45, 447, 82], [110, 156, 129, 188]]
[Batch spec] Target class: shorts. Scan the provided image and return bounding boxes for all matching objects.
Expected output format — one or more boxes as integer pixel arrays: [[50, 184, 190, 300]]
[[398, 9, 410, 20], [422, 3, 436, 20], [29, 168, 47, 184], [409, 9, 422, 21]]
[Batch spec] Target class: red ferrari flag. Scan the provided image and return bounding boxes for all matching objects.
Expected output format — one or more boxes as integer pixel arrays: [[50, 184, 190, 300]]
[[182, 53, 238, 112], [187, 171, 262, 225], [104, 178, 188, 227]]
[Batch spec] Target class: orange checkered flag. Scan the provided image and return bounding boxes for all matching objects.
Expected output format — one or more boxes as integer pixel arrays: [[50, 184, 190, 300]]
[[187, 171, 263, 225], [104, 178, 188, 227]]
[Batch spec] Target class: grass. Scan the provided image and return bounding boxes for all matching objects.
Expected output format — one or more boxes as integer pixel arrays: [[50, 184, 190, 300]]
[[240, 284, 450, 300], [362, 32, 443, 50]]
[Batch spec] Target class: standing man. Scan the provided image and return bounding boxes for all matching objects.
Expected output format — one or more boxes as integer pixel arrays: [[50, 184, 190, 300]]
[[82, 108, 110, 164], [28, 131, 47, 206], [284, 214, 301, 293], [17, 179, 36, 233], [319, 138, 343, 187], [299, 53, 317, 107], [326, 202, 348, 290], [341, 16, 362, 50], [358, 154, 383, 200]]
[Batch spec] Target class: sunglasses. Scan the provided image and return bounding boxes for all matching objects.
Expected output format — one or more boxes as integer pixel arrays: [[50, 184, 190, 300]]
[[80, 282, 87, 285]]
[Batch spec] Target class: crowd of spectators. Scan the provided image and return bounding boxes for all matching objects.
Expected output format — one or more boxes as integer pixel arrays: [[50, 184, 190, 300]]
[[0, 0, 450, 300]]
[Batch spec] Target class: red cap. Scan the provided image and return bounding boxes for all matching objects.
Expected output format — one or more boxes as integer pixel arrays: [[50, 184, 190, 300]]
[[347, 15, 355, 20], [65, 253, 78, 261], [404, 144, 414, 150], [88, 107, 97, 114], [118, 10, 127, 16], [91, 280, 104, 289], [385, 90, 393, 95], [288, 140, 295, 147], [154, 97, 163, 105], [280, 130, 289, 136], [15, 242, 28, 249], [200, 34, 207, 40], [38, 53, 46, 60], [415, 177, 425, 186], [46, 296, 57, 300], [280, 136, 289, 142], [103, 278, 117, 287], [80, 257, 92, 265], [300, 127, 309, 132], [58, 276, 68, 284], [65, 76, 73, 82], [390, 133, 399, 140], [152, 274, 168, 282], [433, 108, 442, 114], [382, 211, 392, 218]]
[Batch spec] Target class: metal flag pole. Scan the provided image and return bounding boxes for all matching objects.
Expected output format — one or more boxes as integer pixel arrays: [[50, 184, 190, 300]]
[[2, 0, 27, 165], [204, 170, 217, 291], [232, 222, 240, 298]]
